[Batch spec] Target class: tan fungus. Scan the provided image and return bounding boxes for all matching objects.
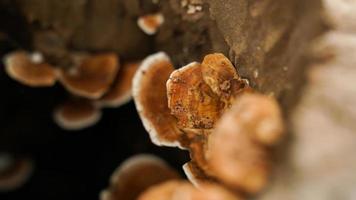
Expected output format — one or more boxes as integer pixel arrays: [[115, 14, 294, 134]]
[[53, 99, 102, 131], [137, 13, 165, 35], [100, 154, 179, 200], [138, 180, 242, 200], [97, 61, 140, 108], [208, 93, 284, 193], [58, 53, 119, 99], [3, 51, 57, 87], [133, 52, 183, 147], [134, 52, 284, 195]]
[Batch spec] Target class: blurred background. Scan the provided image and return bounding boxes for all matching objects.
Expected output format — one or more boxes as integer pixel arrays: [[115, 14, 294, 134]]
[[0, 1, 188, 200]]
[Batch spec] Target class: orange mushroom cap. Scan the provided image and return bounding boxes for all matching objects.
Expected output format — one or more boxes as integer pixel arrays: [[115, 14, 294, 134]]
[[3, 51, 57, 87], [132, 52, 183, 148], [96, 62, 140, 108], [137, 13, 164, 35], [138, 180, 243, 200], [58, 53, 119, 99], [208, 93, 284, 193], [100, 154, 180, 200], [167, 62, 221, 130]]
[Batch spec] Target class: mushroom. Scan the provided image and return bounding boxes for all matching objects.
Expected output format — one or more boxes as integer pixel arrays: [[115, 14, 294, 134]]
[[0, 153, 34, 191], [166, 53, 250, 131], [138, 180, 242, 200], [100, 154, 180, 200], [165, 53, 252, 184], [167, 62, 221, 130], [207, 93, 284, 193], [3, 51, 57, 87], [134, 53, 284, 195], [132, 52, 183, 148], [58, 53, 119, 99], [96, 61, 140, 108], [137, 13, 164, 35], [53, 99, 102, 131]]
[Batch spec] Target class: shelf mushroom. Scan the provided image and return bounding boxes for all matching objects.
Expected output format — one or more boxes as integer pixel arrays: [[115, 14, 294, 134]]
[[100, 154, 180, 200], [96, 62, 140, 108], [3, 51, 57, 87], [133, 52, 285, 196], [0, 153, 34, 191], [137, 13, 164, 35], [138, 180, 242, 200], [208, 93, 284, 193], [53, 99, 102, 131], [58, 53, 119, 99], [132, 52, 183, 147]]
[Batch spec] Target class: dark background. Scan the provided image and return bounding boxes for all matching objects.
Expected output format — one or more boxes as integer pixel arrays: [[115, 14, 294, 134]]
[[0, 4, 188, 200]]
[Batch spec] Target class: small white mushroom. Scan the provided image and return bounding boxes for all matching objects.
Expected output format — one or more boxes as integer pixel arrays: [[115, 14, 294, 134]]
[[137, 13, 165, 35]]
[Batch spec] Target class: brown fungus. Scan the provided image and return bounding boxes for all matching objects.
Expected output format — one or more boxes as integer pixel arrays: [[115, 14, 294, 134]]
[[137, 13, 165, 35], [58, 53, 119, 99], [201, 53, 250, 102], [167, 62, 221, 130], [207, 93, 284, 193], [167, 53, 250, 131], [3, 51, 57, 87], [96, 61, 140, 108], [0, 154, 34, 191], [133, 52, 183, 148], [165, 53, 252, 183], [53, 99, 102, 131], [134, 53, 284, 195], [100, 154, 180, 200], [138, 180, 242, 200]]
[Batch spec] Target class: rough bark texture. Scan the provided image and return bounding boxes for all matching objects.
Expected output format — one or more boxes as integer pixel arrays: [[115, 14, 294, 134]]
[[4, 0, 325, 110], [158, 0, 325, 110], [257, 1, 356, 199]]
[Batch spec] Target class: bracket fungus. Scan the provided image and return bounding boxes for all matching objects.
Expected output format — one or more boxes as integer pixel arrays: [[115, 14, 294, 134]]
[[100, 154, 180, 200], [0, 154, 33, 191], [138, 180, 242, 200], [53, 99, 102, 131], [133, 52, 183, 147], [3, 51, 57, 87], [96, 62, 140, 108], [58, 53, 119, 99], [167, 53, 250, 131], [134, 52, 284, 196], [137, 13, 165, 35], [208, 93, 284, 193]]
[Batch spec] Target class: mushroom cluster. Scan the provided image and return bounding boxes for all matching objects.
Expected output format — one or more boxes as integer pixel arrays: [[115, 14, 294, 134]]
[[3, 51, 140, 131], [133, 52, 284, 197]]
